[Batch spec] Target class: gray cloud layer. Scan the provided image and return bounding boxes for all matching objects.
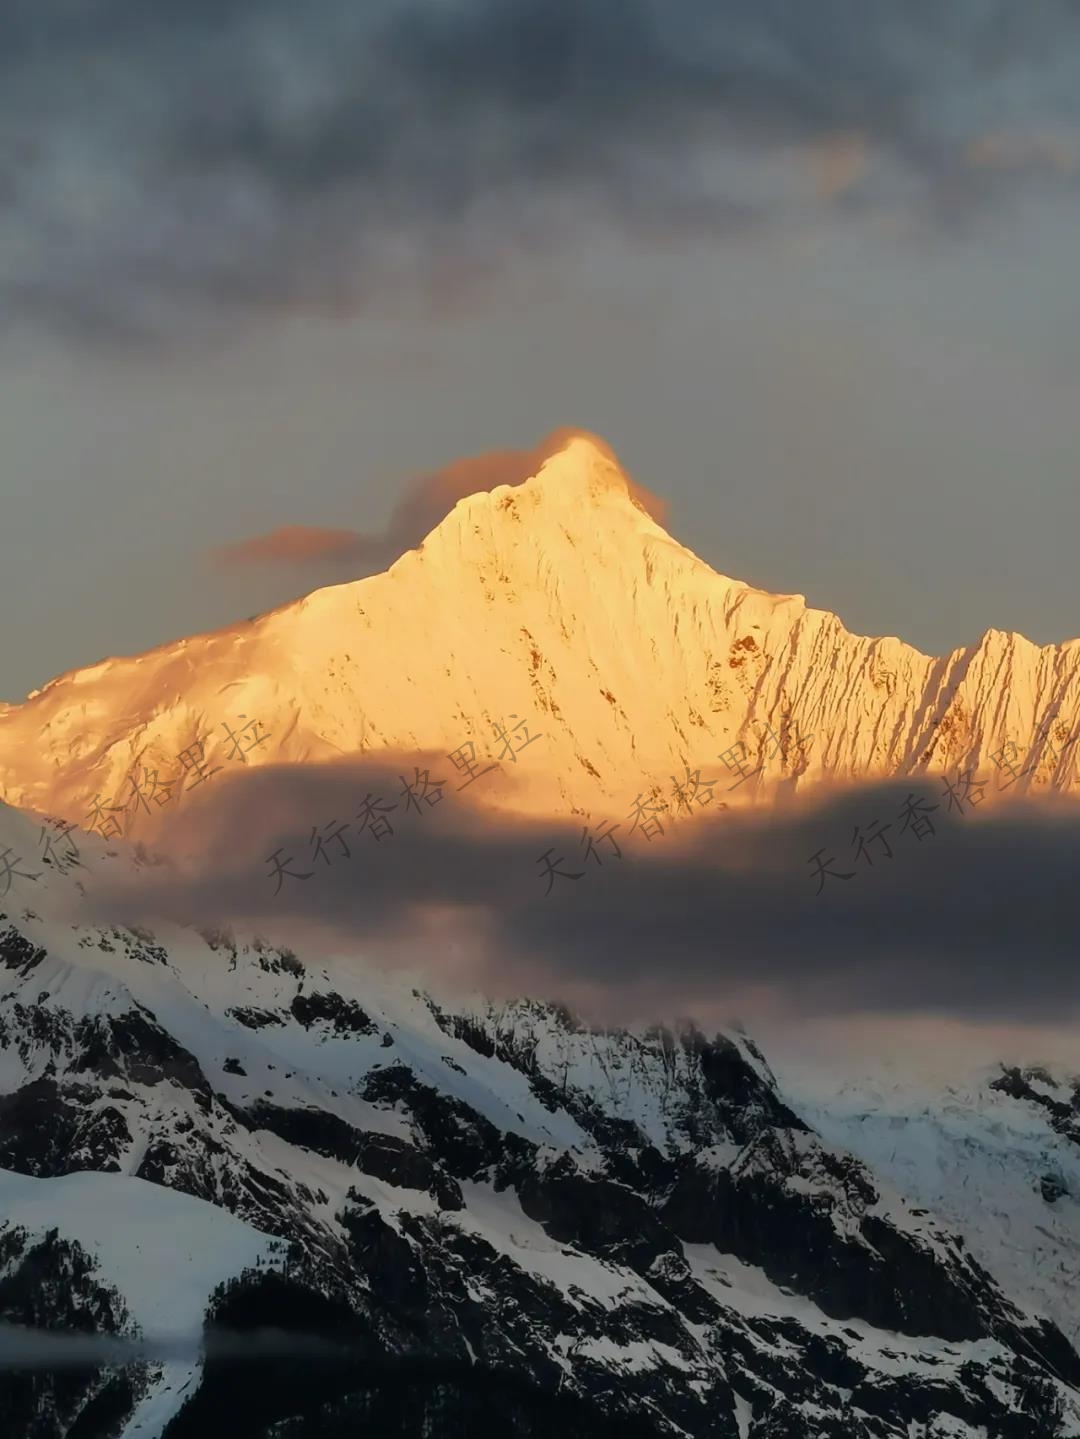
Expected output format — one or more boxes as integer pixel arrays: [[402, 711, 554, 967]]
[[0, 1323, 350, 1371], [92, 756, 1080, 1024], [7, 0, 1080, 338]]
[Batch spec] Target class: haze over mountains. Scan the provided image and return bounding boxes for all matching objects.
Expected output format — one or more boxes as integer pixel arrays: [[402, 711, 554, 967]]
[[2, 433, 1079, 838]]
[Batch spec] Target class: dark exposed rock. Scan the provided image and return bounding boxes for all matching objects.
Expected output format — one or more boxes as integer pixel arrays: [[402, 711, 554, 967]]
[[290, 991, 377, 1036], [234, 1099, 370, 1166], [0, 1079, 131, 1175], [227, 1007, 286, 1030], [338, 1193, 430, 1313], [121, 926, 170, 966], [363, 1064, 537, 1182], [518, 1161, 674, 1274], [0, 925, 46, 975], [992, 1067, 1080, 1146], [662, 1154, 988, 1342], [351, 1132, 464, 1211], [70, 1006, 212, 1096], [1043, 1172, 1069, 1203], [255, 948, 304, 978]]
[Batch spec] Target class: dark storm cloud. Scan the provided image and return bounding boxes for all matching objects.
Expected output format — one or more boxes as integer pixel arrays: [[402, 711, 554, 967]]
[[91, 754, 1080, 1023], [6, 0, 1080, 339]]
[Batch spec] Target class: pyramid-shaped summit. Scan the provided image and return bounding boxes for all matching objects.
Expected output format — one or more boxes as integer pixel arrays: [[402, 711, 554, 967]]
[[415, 432, 675, 569], [2, 432, 1080, 834], [525, 433, 646, 503]]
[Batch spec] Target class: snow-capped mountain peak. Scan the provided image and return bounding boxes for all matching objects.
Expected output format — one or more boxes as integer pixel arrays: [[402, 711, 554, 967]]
[[5, 432, 1080, 843]]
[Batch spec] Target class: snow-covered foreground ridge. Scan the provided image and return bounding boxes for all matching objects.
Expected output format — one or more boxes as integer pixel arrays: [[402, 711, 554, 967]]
[[4, 433, 1080, 834], [0, 799, 1078, 1438]]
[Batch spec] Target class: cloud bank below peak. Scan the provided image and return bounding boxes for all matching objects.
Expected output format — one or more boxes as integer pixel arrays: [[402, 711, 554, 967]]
[[87, 755, 1080, 1032]]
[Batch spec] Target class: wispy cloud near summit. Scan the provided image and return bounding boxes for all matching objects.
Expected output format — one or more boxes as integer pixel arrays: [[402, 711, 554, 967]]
[[212, 526, 371, 570], [209, 429, 666, 577]]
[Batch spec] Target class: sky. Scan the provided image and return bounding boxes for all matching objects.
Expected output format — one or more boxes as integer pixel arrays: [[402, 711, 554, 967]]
[[3, 3, 1080, 702]]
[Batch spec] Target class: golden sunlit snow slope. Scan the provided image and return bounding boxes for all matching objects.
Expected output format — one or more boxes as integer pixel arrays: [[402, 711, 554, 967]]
[[3, 434, 1080, 835]]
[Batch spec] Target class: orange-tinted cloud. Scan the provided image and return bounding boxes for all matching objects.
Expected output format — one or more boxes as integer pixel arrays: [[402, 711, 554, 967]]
[[212, 525, 370, 568], [209, 429, 669, 576], [806, 132, 869, 201], [626, 475, 668, 528], [966, 131, 1080, 175]]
